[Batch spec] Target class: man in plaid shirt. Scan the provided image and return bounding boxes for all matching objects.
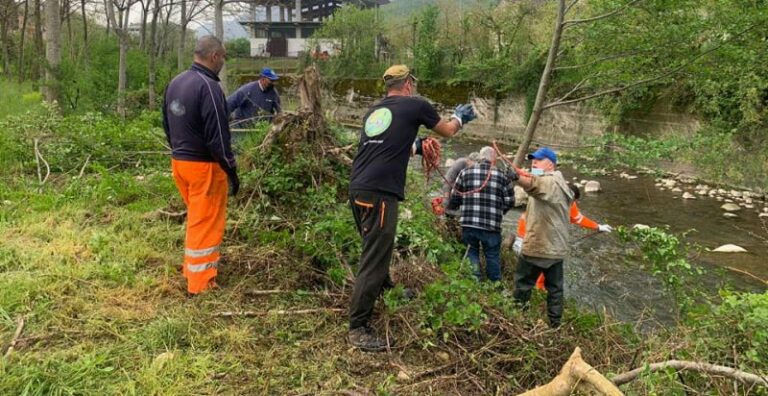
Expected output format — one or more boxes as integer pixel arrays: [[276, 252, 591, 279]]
[[448, 147, 516, 282]]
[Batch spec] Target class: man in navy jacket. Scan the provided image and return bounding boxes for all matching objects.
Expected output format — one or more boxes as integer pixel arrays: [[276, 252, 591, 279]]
[[227, 67, 281, 125], [162, 36, 238, 294]]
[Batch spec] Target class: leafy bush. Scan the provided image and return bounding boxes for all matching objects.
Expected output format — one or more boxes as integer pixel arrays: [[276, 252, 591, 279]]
[[617, 226, 703, 318], [226, 38, 251, 59], [687, 291, 768, 373]]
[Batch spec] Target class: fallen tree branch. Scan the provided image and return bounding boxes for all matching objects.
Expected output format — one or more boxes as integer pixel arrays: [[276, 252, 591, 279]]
[[612, 360, 768, 387], [77, 154, 91, 178], [244, 289, 342, 297], [725, 266, 768, 285], [34, 139, 50, 186], [215, 308, 344, 318], [4, 316, 26, 358], [518, 347, 623, 396]]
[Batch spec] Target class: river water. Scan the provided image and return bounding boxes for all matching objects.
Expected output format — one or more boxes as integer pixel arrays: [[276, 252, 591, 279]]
[[437, 140, 767, 325]]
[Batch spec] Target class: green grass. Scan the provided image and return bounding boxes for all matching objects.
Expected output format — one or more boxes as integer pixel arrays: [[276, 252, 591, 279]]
[[0, 79, 45, 119]]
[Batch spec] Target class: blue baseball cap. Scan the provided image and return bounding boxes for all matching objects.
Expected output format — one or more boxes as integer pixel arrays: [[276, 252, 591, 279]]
[[260, 67, 279, 81], [526, 147, 557, 164]]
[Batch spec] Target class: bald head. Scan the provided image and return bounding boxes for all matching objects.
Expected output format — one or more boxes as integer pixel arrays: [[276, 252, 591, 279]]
[[194, 36, 226, 74], [195, 36, 224, 58]]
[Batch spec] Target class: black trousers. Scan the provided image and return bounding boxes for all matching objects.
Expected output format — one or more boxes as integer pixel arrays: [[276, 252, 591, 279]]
[[513, 256, 565, 325], [348, 190, 399, 330]]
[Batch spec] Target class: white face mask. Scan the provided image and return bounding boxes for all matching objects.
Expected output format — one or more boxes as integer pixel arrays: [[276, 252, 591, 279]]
[[531, 168, 545, 176]]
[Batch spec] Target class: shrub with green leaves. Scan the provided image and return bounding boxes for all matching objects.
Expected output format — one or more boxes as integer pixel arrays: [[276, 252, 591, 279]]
[[617, 225, 703, 318]]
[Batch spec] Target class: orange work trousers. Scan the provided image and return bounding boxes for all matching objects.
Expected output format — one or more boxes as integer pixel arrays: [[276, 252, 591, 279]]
[[171, 159, 228, 294]]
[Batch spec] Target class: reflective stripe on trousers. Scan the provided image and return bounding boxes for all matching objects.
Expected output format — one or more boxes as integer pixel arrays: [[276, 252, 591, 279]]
[[185, 245, 220, 258], [187, 260, 219, 273]]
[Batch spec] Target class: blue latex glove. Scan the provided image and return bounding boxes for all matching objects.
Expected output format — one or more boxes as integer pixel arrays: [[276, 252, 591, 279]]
[[452, 104, 477, 126]]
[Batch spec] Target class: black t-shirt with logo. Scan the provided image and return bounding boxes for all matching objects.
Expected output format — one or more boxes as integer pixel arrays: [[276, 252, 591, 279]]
[[349, 95, 441, 200]]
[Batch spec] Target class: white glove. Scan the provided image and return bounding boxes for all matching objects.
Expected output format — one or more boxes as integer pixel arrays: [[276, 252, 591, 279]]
[[598, 224, 613, 233], [512, 237, 523, 255]]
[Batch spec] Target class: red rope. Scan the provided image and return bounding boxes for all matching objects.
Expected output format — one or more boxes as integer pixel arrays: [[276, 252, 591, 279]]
[[492, 140, 531, 178], [420, 137, 494, 197]]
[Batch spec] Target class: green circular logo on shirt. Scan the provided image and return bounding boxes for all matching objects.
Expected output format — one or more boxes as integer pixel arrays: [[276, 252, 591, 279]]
[[364, 108, 392, 137]]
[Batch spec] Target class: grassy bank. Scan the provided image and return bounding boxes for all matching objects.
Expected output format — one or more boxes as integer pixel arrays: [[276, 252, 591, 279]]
[[0, 86, 766, 393]]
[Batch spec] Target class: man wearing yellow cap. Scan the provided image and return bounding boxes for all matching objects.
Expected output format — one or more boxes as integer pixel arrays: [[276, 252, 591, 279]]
[[347, 64, 477, 351]]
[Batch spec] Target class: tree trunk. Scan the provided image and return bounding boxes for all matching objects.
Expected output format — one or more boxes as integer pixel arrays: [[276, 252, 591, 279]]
[[43, 0, 61, 104], [214, 0, 227, 92], [177, 0, 186, 71], [106, 0, 130, 117], [139, 0, 148, 51], [103, 0, 110, 35], [80, 0, 87, 58], [117, 9, 129, 117], [18, 0, 29, 82], [0, 14, 10, 78], [512, 0, 565, 167], [64, 0, 73, 61], [147, 0, 159, 110], [33, 0, 43, 83]]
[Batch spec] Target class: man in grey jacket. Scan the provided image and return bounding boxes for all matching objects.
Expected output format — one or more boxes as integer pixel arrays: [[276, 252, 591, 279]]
[[511, 147, 574, 327]]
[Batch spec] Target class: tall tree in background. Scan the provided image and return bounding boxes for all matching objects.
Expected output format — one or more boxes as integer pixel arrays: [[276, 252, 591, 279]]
[[0, 0, 17, 78], [413, 5, 439, 80], [18, 0, 29, 81], [43, 0, 61, 103], [33, 0, 43, 81], [178, 0, 206, 71], [314, 6, 383, 78], [80, 0, 88, 57], [105, 0, 135, 117], [211, 0, 226, 89]]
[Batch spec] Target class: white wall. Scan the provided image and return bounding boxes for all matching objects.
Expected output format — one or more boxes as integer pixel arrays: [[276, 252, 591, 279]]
[[249, 37, 340, 57], [250, 38, 269, 57]]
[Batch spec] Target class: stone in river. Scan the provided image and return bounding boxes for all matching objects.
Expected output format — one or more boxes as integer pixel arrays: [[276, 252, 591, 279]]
[[721, 203, 741, 212], [584, 181, 601, 193], [712, 244, 748, 253]]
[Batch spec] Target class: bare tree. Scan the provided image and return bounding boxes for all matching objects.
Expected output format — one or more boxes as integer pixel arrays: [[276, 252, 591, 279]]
[[105, 0, 136, 117], [137, 0, 149, 50], [147, 0, 176, 110], [177, 0, 207, 71], [18, 0, 29, 81], [43, 0, 61, 103], [0, 0, 17, 78], [212, 0, 226, 89], [80, 0, 88, 58], [33, 0, 43, 81]]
